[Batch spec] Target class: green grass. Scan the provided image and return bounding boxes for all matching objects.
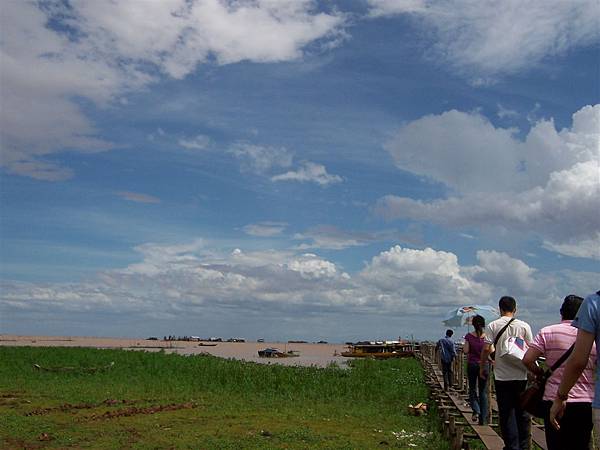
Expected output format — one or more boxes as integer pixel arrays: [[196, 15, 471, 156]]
[[0, 347, 449, 449]]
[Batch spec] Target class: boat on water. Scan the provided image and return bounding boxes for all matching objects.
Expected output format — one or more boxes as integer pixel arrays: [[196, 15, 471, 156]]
[[341, 340, 414, 358], [257, 348, 300, 358]]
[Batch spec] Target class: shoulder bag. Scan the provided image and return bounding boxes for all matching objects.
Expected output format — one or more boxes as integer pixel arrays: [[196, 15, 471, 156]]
[[519, 343, 575, 418], [490, 317, 515, 361]]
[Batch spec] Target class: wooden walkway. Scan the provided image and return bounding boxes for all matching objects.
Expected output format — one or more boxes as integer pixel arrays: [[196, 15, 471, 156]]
[[417, 343, 547, 450]]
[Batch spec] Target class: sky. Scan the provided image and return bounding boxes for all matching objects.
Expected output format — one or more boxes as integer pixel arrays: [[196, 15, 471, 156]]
[[0, 0, 598, 343]]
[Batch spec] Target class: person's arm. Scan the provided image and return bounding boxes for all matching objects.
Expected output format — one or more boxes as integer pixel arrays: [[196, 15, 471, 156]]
[[549, 328, 595, 430], [525, 324, 534, 343], [523, 330, 545, 376], [463, 338, 470, 356], [522, 347, 544, 377], [479, 343, 492, 379]]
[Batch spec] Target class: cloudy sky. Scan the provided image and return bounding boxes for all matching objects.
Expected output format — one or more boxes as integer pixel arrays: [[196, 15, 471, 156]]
[[1, 0, 598, 342]]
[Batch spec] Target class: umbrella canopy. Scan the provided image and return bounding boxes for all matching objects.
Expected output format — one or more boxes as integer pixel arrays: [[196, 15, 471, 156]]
[[443, 304, 500, 328]]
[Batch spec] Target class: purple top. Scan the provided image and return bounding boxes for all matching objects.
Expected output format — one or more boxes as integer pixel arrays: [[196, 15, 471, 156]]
[[464, 332, 485, 364]]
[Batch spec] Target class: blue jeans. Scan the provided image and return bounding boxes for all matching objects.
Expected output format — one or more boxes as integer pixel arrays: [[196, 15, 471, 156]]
[[495, 379, 531, 450], [441, 360, 453, 391], [467, 362, 488, 424]]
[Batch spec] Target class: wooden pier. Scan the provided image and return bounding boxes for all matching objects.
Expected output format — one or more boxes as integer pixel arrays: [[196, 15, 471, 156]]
[[417, 342, 547, 450]]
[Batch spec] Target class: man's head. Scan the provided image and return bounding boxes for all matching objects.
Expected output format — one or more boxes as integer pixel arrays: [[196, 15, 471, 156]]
[[445, 329, 453, 338], [498, 296, 517, 314], [560, 294, 584, 320]]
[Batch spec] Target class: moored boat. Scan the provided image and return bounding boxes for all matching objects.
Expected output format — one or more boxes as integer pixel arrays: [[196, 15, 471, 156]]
[[258, 348, 300, 358], [341, 340, 414, 358]]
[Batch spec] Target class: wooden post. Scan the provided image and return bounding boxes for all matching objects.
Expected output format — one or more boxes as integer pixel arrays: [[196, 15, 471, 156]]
[[454, 425, 463, 450]]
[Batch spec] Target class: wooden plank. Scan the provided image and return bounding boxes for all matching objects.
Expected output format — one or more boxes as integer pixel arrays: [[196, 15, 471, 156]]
[[472, 425, 505, 450], [531, 425, 547, 449]]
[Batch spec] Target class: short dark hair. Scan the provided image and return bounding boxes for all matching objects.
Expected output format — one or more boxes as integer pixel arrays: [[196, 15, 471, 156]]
[[560, 294, 584, 320], [499, 296, 517, 313], [445, 329, 453, 337]]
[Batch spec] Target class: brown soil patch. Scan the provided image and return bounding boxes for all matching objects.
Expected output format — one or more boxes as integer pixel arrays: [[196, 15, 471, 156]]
[[85, 402, 196, 421]]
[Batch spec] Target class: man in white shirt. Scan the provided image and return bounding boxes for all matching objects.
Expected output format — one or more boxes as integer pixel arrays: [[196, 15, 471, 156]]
[[480, 296, 533, 450]]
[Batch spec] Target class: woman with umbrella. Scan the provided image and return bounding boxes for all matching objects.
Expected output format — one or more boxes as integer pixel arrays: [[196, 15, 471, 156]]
[[463, 314, 489, 425]]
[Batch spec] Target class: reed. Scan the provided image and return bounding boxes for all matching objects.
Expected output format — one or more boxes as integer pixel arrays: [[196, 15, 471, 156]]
[[0, 347, 449, 449]]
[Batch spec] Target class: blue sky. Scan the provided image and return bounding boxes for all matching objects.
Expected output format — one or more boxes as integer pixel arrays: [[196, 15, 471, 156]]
[[1, 0, 598, 342]]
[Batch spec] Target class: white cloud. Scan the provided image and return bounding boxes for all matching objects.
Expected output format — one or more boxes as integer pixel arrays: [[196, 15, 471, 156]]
[[287, 254, 339, 280], [377, 105, 600, 259], [178, 135, 211, 150], [293, 225, 415, 250], [229, 143, 294, 174], [472, 251, 538, 295], [359, 246, 489, 304], [543, 235, 600, 260], [294, 225, 374, 249], [497, 104, 519, 120], [243, 222, 288, 237], [1, 239, 597, 337], [116, 191, 161, 204], [367, 0, 599, 79], [0, 1, 346, 179], [272, 162, 343, 186]]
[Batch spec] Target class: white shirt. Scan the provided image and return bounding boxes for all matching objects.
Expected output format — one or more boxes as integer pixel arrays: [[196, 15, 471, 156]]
[[484, 316, 533, 381]]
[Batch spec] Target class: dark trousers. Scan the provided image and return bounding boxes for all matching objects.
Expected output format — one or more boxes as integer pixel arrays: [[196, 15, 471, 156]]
[[441, 360, 453, 391], [494, 379, 531, 450], [467, 362, 489, 424], [542, 400, 592, 450]]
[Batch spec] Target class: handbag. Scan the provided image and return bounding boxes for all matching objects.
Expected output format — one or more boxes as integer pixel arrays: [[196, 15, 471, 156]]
[[519, 343, 575, 418], [490, 318, 515, 361]]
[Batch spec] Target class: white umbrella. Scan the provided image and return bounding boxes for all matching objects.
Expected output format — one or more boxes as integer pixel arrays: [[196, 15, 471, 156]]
[[443, 304, 499, 328]]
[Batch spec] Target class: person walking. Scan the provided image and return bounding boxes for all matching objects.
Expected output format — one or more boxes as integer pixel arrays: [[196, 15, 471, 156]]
[[522, 294, 594, 450], [464, 315, 489, 425], [437, 329, 456, 392], [480, 296, 533, 450], [550, 290, 600, 449]]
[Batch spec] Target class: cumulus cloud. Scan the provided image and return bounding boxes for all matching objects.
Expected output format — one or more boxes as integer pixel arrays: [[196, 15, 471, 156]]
[[271, 162, 343, 186], [0, 1, 346, 179], [367, 0, 599, 79], [116, 191, 161, 204], [376, 105, 600, 259], [472, 251, 538, 295], [1, 240, 596, 336], [243, 222, 288, 237]]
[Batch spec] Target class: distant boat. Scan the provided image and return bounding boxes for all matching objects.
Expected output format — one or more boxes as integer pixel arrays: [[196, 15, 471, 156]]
[[198, 342, 217, 347], [227, 338, 245, 342], [257, 348, 300, 358], [341, 340, 414, 359]]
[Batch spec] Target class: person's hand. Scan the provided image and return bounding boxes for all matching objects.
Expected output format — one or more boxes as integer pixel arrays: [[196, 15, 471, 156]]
[[550, 398, 567, 430], [479, 366, 487, 380]]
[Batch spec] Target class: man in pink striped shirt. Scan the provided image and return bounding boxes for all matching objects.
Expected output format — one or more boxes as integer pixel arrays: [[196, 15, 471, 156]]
[[523, 295, 595, 450]]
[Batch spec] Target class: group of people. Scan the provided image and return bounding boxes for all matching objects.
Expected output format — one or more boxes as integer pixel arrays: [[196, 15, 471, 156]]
[[436, 291, 600, 450]]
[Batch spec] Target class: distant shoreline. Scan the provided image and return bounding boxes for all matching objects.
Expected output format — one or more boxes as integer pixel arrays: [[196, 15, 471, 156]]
[[0, 335, 350, 368]]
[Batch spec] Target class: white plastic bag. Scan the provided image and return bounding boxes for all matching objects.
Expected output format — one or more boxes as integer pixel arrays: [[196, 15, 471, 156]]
[[504, 336, 529, 362]]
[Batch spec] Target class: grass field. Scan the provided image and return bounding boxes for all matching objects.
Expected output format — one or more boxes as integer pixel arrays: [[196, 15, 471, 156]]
[[0, 347, 449, 449]]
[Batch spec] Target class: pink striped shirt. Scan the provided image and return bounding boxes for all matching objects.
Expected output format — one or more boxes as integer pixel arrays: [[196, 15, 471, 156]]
[[529, 320, 596, 402]]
